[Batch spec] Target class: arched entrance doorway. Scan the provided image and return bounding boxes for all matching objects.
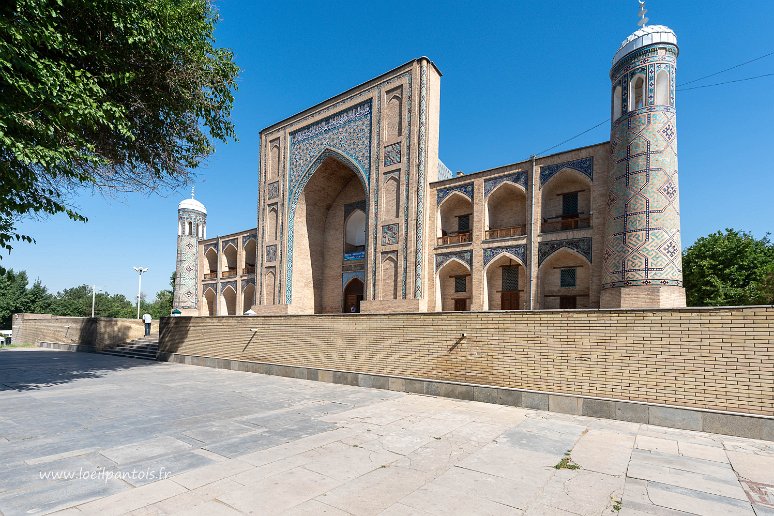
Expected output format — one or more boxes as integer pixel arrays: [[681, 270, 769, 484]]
[[343, 278, 364, 313], [291, 154, 368, 314]]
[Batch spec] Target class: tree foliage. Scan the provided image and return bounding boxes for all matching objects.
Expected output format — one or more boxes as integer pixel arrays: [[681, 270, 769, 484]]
[[0, 268, 177, 328], [683, 229, 774, 306], [0, 0, 238, 255]]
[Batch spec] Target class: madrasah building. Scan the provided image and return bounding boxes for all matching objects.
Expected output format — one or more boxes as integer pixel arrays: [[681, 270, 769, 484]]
[[173, 15, 686, 316]]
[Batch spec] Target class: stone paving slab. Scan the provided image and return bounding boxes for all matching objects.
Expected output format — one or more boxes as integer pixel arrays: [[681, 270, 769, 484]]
[[1, 348, 773, 515]]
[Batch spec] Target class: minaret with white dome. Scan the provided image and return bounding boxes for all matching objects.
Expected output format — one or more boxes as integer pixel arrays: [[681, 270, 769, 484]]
[[601, 2, 686, 308], [174, 188, 207, 314]]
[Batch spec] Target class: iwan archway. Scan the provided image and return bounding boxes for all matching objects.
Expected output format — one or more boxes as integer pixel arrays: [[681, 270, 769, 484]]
[[289, 151, 369, 314]]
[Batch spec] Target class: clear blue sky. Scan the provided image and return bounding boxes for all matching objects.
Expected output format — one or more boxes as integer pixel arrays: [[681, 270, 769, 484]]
[[6, 0, 774, 300]]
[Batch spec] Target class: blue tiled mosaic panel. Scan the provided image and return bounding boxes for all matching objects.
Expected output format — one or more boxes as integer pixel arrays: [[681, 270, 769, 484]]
[[484, 171, 527, 197], [242, 232, 257, 246], [288, 101, 372, 203], [381, 223, 399, 245], [220, 280, 236, 294], [483, 244, 527, 266], [437, 183, 474, 205], [540, 157, 593, 186], [267, 182, 279, 200], [384, 143, 401, 167], [538, 238, 592, 266], [438, 160, 453, 181], [222, 238, 237, 251], [266, 244, 277, 263], [435, 250, 472, 271], [241, 277, 255, 289]]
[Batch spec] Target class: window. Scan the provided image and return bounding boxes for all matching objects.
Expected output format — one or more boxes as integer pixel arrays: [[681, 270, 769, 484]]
[[560, 268, 577, 288], [631, 75, 645, 110], [454, 276, 467, 293], [502, 266, 519, 292], [656, 70, 670, 105], [457, 214, 470, 233], [562, 192, 579, 217]]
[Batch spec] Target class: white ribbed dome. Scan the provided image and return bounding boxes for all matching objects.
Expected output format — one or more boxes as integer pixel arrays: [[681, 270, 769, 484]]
[[612, 25, 677, 67], [178, 198, 206, 214]]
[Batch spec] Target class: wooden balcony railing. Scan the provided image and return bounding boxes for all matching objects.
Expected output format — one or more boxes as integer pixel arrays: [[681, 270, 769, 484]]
[[221, 270, 237, 279], [243, 264, 256, 275], [203, 272, 217, 280], [485, 225, 526, 240], [541, 215, 591, 234], [437, 231, 471, 246]]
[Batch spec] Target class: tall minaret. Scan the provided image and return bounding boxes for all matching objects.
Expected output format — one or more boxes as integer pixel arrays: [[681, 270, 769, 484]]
[[174, 189, 207, 315], [601, 4, 686, 308]]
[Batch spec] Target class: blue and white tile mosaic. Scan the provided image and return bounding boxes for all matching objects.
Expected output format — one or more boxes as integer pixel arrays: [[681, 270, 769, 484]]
[[382, 223, 399, 246], [241, 277, 255, 289], [383, 142, 401, 167], [266, 244, 277, 263], [484, 171, 527, 197], [483, 245, 527, 267], [437, 183, 474, 205], [220, 280, 236, 294], [435, 250, 472, 271], [538, 237, 592, 266], [540, 157, 593, 186], [438, 160, 453, 181], [267, 181, 279, 200]]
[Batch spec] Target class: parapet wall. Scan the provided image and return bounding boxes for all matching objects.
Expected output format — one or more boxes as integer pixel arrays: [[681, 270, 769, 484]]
[[159, 307, 774, 418], [12, 313, 145, 351]]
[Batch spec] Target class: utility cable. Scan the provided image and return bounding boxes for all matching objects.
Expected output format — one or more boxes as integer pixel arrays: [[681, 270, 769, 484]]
[[677, 51, 774, 87]]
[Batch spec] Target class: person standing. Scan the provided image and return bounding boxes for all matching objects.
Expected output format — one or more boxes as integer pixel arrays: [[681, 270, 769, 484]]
[[142, 312, 152, 336]]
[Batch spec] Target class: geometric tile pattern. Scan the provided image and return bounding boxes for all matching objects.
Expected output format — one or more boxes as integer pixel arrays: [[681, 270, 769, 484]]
[[603, 44, 682, 289], [540, 157, 593, 186], [484, 171, 527, 198], [267, 181, 279, 200], [437, 182, 474, 206], [381, 223, 399, 245], [483, 244, 527, 267], [538, 237, 592, 267], [266, 244, 277, 263], [435, 250, 472, 271], [384, 142, 401, 167], [242, 232, 257, 247], [220, 280, 236, 294], [174, 208, 205, 310], [241, 277, 255, 289], [288, 101, 372, 204], [438, 159, 453, 181], [415, 61, 428, 300]]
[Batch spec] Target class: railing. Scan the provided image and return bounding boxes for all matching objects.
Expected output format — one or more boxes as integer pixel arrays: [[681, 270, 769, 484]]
[[541, 215, 591, 233], [221, 270, 237, 279], [203, 272, 217, 280], [243, 264, 255, 275], [485, 225, 526, 240], [437, 232, 472, 246]]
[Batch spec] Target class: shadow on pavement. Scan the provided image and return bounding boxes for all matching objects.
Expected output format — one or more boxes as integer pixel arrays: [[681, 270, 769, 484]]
[[0, 350, 159, 391]]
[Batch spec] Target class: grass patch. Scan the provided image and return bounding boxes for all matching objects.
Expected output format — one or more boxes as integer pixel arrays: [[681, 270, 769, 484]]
[[554, 452, 580, 470], [0, 342, 35, 349], [612, 498, 622, 512]]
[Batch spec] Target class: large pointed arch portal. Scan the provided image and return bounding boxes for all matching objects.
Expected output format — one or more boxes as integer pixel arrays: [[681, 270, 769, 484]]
[[286, 149, 370, 313]]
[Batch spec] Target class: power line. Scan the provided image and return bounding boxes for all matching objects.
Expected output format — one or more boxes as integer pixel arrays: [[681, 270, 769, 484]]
[[529, 52, 774, 158], [677, 51, 774, 87], [533, 118, 610, 158], [677, 72, 774, 91]]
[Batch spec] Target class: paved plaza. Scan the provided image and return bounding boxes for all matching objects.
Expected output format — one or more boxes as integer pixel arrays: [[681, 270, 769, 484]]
[[0, 349, 772, 515]]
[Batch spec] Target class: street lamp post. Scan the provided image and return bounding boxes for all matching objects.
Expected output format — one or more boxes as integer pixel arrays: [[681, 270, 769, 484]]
[[91, 285, 101, 318], [133, 267, 148, 319]]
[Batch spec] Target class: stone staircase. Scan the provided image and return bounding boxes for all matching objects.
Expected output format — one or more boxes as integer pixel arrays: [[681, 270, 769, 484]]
[[98, 335, 159, 361]]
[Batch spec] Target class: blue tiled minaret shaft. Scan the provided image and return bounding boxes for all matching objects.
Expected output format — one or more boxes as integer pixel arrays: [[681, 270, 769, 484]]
[[174, 193, 207, 313], [601, 24, 685, 307]]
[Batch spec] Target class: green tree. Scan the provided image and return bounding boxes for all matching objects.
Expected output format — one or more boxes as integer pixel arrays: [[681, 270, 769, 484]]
[[0, 0, 238, 256], [683, 229, 774, 306], [0, 269, 54, 328]]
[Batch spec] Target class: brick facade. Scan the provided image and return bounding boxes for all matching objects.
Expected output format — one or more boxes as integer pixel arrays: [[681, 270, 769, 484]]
[[158, 307, 774, 417]]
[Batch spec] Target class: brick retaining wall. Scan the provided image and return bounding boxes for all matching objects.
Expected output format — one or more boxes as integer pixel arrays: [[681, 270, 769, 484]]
[[12, 313, 145, 351], [158, 307, 774, 417]]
